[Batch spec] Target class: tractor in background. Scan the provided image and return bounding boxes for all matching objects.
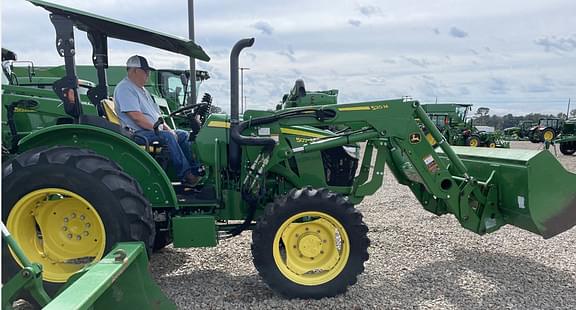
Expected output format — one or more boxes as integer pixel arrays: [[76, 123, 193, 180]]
[[422, 103, 509, 148], [3, 0, 576, 306], [555, 118, 576, 155], [503, 120, 536, 140], [2, 49, 212, 153], [528, 117, 563, 143]]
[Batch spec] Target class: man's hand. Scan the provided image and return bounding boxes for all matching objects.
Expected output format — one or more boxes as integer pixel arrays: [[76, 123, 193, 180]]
[[161, 123, 178, 137]]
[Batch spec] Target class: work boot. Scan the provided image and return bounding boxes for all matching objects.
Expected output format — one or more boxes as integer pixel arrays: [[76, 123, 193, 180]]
[[183, 172, 201, 188]]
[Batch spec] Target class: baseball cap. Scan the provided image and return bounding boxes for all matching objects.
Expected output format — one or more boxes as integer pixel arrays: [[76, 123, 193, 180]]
[[126, 55, 155, 71]]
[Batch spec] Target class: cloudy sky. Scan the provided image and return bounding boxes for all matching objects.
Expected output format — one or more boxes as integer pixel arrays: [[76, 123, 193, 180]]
[[2, 0, 575, 115]]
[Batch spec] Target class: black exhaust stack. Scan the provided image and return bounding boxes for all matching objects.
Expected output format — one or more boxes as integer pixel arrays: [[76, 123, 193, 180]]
[[229, 38, 254, 171]]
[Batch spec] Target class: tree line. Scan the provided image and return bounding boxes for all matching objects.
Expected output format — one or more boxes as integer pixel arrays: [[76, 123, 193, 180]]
[[473, 108, 576, 130]]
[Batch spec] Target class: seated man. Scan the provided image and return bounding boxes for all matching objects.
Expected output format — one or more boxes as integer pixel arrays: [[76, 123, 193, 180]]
[[114, 55, 201, 186]]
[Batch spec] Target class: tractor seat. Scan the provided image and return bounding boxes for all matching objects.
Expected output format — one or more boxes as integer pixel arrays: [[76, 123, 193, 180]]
[[100, 98, 163, 154]]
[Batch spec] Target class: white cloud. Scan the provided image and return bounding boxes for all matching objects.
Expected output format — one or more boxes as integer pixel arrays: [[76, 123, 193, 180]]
[[2, 0, 576, 115]]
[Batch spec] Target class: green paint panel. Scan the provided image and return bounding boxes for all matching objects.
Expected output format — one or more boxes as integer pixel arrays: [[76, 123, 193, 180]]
[[172, 216, 217, 247], [45, 242, 175, 310], [438, 146, 576, 238]]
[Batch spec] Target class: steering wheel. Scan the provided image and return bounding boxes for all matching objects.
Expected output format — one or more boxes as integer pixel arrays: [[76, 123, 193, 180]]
[[169, 103, 210, 118]]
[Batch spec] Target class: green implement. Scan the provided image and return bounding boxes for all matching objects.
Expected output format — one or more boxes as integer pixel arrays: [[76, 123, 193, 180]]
[[2, 222, 174, 310]]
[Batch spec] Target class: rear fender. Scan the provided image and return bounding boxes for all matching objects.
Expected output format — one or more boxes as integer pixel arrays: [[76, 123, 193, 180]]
[[17, 124, 178, 208]]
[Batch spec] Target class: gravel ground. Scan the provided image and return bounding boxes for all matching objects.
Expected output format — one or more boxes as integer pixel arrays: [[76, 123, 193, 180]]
[[151, 141, 576, 309]]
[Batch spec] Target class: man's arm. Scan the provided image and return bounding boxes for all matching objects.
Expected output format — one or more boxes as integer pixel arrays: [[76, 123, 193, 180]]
[[125, 111, 155, 130]]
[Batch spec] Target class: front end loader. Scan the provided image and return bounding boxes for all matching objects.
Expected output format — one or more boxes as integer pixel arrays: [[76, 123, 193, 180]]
[[2, 0, 576, 304]]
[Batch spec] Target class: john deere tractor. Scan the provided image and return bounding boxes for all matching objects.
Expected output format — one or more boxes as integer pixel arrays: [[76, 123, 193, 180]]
[[528, 117, 563, 143], [3, 0, 576, 307], [422, 103, 509, 148], [555, 118, 576, 155], [503, 120, 536, 140]]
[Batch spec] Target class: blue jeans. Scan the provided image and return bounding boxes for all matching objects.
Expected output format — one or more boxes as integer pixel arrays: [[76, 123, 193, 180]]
[[135, 129, 201, 179]]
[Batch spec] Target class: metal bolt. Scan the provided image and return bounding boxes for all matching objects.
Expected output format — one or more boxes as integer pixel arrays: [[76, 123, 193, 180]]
[[293, 245, 296, 249], [76, 235, 82, 241], [323, 240, 327, 243], [64, 217, 69, 222], [80, 215, 85, 221], [70, 49, 75, 55], [305, 227, 309, 231], [62, 226, 67, 231], [83, 231, 89, 236], [59, 49, 64, 55], [295, 234, 299, 237], [67, 233, 73, 239], [317, 230, 320, 233], [299, 254, 303, 258], [68, 38, 74, 44], [85, 223, 91, 229], [320, 251, 324, 254], [310, 257, 314, 260], [21, 270, 31, 278], [71, 213, 76, 219]]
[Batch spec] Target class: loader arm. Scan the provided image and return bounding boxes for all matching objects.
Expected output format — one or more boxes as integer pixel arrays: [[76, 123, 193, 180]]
[[243, 99, 576, 238]]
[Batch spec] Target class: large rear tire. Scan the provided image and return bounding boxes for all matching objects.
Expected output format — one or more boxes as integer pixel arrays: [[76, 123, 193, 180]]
[[2, 146, 155, 296], [251, 187, 369, 299]]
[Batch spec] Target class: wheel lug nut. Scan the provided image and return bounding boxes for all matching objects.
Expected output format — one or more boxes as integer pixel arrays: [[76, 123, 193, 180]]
[[80, 215, 85, 221], [293, 245, 296, 249], [62, 226, 67, 231], [64, 217, 69, 222], [83, 231, 89, 236], [85, 223, 91, 229], [305, 227, 309, 231], [71, 213, 76, 219], [67, 233, 72, 239], [320, 251, 324, 254], [76, 235, 82, 240]]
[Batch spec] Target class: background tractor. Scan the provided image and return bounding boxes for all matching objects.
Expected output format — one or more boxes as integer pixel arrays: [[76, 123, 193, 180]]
[[528, 117, 563, 143], [3, 0, 576, 306], [422, 103, 509, 148], [555, 118, 576, 155], [2, 49, 212, 154], [503, 120, 536, 140]]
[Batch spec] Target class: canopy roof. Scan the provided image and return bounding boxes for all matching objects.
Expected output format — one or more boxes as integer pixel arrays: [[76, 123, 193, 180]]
[[28, 0, 210, 61]]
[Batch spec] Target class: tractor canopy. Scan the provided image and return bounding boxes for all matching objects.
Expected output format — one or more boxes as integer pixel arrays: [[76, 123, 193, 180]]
[[27, 0, 210, 61]]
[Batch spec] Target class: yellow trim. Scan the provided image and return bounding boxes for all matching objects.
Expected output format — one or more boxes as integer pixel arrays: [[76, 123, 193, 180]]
[[280, 128, 326, 138], [272, 211, 350, 286], [338, 106, 371, 112], [489, 142, 496, 148], [207, 121, 231, 128], [7, 188, 106, 283]]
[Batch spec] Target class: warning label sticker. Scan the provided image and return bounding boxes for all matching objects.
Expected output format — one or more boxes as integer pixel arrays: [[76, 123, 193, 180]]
[[423, 155, 439, 173]]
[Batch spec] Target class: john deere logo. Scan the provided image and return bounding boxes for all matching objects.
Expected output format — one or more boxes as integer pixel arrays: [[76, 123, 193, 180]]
[[409, 133, 421, 144]]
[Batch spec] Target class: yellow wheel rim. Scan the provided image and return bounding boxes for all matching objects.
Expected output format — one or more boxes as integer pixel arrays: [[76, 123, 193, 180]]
[[7, 188, 106, 283], [469, 138, 479, 147], [489, 143, 496, 148], [543, 130, 554, 142], [272, 211, 349, 286]]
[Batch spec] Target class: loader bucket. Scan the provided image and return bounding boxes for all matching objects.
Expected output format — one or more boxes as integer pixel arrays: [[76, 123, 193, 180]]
[[45, 242, 175, 310], [439, 147, 576, 238]]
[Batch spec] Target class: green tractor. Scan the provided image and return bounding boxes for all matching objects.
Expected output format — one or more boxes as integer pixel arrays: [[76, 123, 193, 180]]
[[555, 118, 576, 155], [528, 118, 563, 143], [3, 0, 576, 307], [503, 120, 536, 140], [422, 103, 509, 148]]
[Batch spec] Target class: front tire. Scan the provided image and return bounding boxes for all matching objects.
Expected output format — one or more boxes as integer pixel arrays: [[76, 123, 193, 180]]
[[466, 135, 481, 147], [251, 187, 369, 299], [2, 146, 155, 295], [560, 142, 576, 155]]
